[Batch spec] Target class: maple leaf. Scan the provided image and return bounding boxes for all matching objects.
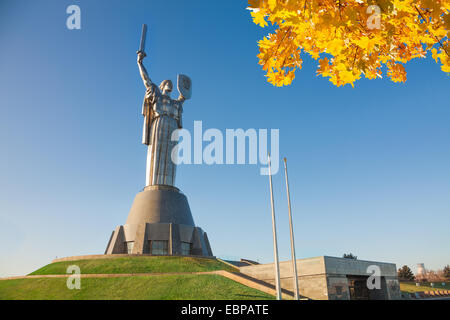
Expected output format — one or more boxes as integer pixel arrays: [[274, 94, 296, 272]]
[[251, 11, 268, 27], [317, 57, 332, 77]]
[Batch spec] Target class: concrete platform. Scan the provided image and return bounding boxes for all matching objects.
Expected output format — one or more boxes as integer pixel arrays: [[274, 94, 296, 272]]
[[105, 186, 213, 257]]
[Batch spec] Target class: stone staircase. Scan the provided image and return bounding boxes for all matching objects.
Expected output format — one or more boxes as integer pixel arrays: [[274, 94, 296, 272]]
[[214, 270, 299, 299]]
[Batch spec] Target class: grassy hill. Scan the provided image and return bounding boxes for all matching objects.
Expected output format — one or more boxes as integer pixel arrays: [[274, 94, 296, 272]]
[[0, 256, 273, 300], [0, 274, 273, 300], [30, 256, 236, 275]]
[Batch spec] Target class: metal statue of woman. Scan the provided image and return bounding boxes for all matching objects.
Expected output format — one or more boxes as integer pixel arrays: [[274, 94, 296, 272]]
[[137, 45, 192, 187], [104, 25, 212, 258]]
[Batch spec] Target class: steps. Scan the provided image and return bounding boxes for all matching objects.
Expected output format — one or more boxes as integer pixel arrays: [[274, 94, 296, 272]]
[[214, 270, 302, 300]]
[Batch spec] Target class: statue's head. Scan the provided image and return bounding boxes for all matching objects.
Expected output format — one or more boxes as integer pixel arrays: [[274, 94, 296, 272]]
[[159, 80, 173, 95]]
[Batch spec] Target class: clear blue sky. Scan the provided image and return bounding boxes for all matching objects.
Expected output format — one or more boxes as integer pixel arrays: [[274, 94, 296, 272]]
[[0, 0, 449, 277]]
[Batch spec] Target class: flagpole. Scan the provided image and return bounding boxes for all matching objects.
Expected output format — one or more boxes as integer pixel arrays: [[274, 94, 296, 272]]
[[268, 153, 282, 300], [284, 157, 300, 300]]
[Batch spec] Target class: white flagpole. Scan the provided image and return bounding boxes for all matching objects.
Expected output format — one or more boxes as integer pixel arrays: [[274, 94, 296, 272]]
[[268, 153, 282, 300], [284, 158, 300, 300]]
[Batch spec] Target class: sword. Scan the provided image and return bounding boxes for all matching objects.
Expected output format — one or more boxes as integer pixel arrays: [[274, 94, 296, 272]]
[[138, 24, 147, 54]]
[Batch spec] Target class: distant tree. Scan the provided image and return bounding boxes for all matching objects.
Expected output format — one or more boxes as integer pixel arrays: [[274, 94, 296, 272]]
[[444, 265, 450, 279], [343, 253, 357, 260], [398, 265, 415, 281], [426, 270, 440, 282]]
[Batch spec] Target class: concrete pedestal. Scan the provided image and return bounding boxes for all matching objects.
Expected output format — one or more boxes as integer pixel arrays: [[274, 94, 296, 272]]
[[105, 185, 213, 257]]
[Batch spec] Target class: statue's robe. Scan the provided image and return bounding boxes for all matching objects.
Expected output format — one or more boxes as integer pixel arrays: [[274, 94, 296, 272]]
[[142, 84, 184, 187]]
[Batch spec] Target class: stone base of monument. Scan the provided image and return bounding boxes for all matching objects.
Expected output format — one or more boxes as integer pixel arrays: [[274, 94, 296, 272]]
[[105, 185, 213, 257]]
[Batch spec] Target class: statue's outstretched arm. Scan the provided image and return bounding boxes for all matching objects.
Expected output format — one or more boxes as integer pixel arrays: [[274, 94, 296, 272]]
[[137, 52, 152, 89]]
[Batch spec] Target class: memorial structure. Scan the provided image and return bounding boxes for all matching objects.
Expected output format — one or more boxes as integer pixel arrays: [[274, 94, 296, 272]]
[[238, 256, 401, 300], [105, 25, 213, 257]]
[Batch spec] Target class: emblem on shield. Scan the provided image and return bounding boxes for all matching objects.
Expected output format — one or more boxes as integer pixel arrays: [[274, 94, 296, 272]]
[[177, 74, 192, 99]]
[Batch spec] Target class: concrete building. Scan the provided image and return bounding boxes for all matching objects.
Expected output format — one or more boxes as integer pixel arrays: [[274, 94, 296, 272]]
[[239, 256, 401, 300], [417, 263, 426, 277]]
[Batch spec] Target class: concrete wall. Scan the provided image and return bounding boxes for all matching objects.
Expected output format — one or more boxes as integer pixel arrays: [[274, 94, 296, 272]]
[[327, 275, 351, 300], [240, 256, 326, 279], [323, 256, 397, 277], [240, 257, 329, 300], [385, 277, 402, 300]]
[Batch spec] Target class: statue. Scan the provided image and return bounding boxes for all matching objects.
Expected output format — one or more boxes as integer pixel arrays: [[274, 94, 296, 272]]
[[136, 25, 192, 187], [104, 24, 212, 257]]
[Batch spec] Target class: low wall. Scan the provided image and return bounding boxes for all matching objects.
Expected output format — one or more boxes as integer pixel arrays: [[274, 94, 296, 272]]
[[52, 254, 216, 263]]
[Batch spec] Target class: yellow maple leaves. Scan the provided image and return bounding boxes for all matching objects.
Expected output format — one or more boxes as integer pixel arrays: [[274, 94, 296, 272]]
[[248, 0, 450, 87], [432, 47, 450, 72]]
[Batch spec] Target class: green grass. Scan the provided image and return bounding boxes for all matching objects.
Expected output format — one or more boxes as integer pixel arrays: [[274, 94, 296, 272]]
[[400, 281, 449, 293], [1, 256, 272, 300], [0, 275, 273, 300], [30, 256, 236, 275]]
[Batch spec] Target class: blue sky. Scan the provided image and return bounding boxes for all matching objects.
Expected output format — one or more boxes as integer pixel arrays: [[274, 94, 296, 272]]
[[0, 0, 449, 277]]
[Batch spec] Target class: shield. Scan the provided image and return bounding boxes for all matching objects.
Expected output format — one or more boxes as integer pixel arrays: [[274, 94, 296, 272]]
[[177, 74, 192, 99]]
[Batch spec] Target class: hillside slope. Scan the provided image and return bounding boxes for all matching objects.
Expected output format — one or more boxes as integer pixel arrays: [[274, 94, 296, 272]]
[[0, 274, 273, 300], [30, 256, 236, 275], [0, 256, 273, 300]]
